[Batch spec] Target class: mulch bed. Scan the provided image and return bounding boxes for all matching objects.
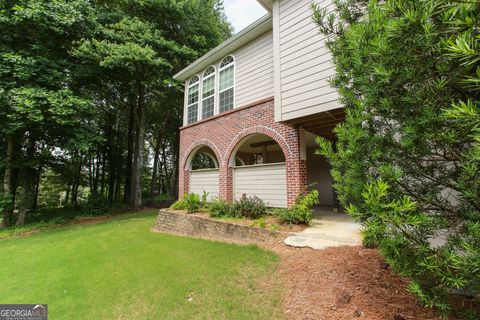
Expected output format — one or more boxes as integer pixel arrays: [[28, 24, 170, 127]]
[[267, 244, 441, 320]]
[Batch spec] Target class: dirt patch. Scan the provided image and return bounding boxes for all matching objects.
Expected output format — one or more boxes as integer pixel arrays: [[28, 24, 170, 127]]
[[69, 215, 111, 225], [266, 244, 440, 320]]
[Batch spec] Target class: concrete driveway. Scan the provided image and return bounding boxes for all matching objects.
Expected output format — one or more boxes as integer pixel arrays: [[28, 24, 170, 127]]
[[284, 208, 362, 250]]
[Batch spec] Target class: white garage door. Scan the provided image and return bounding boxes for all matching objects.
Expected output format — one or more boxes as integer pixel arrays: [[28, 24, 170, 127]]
[[233, 163, 287, 208], [190, 169, 219, 201]]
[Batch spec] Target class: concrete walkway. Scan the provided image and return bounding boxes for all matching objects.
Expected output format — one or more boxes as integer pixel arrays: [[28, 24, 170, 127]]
[[284, 210, 362, 250]]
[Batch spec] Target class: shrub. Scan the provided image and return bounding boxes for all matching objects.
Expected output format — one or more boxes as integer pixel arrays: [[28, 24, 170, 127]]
[[171, 193, 201, 213], [170, 198, 186, 210], [269, 223, 280, 232], [231, 194, 267, 219], [200, 191, 209, 207], [207, 195, 267, 219], [278, 190, 319, 225], [207, 199, 232, 218], [253, 217, 267, 229], [314, 0, 480, 315], [85, 194, 108, 216]]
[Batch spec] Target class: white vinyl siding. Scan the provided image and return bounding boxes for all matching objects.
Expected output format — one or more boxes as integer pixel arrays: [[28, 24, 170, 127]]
[[234, 31, 274, 107], [190, 169, 219, 201], [233, 163, 287, 208], [277, 0, 341, 121]]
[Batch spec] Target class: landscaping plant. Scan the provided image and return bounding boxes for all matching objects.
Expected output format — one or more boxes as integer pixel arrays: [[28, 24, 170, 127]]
[[207, 199, 232, 218], [207, 195, 267, 219], [85, 194, 109, 216], [314, 0, 480, 315], [171, 193, 202, 213], [277, 190, 319, 225], [230, 194, 267, 219]]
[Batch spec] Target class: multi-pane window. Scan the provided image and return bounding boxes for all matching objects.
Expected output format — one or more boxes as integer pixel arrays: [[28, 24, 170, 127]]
[[219, 55, 234, 113], [187, 75, 199, 124], [202, 66, 215, 119]]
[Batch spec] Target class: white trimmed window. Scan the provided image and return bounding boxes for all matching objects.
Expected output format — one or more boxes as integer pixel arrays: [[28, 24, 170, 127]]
[[201, 66, 215, 119], [219, 55, 234, 113], [187, 75, 199, 124]]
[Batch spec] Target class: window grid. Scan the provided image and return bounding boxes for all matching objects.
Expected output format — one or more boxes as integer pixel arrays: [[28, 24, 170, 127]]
[[188, 84, 199, 105], [202, 75, 215, 99], [219, 55, 234, 113], [185, 56, 235, 123], [201, 66, 215, 120], [219, 88, 234, 113], [187, 75, 199, 124], [187, 103, 198, 124], [202, 96, 214, 119]]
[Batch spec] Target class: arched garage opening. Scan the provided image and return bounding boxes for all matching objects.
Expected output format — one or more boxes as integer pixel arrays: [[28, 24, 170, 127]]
[[186, 146, 220, 200], [230, 134, 287, 208]]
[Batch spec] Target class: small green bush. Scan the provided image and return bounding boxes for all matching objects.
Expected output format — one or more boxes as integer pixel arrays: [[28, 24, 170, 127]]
[[170, 198, 186, 210], [171, 193, 201, 213], [278, 190, 319, 225], [85, 194, 108, 216], [207, 195, 267, 219], [253, 217, 267, 229], [269, 223, 280, 232], [200, 191, 209, 207], [231, 194, 266, 219], [207, 199, 232, 218]]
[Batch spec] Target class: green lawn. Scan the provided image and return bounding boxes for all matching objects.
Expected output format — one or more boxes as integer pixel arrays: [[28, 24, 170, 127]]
[[0, 211, 283, 319]]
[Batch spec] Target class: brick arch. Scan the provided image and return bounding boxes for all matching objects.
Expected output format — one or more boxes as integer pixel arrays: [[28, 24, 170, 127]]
[[225, 126, 293, 167], [182, 139, 223, 170]]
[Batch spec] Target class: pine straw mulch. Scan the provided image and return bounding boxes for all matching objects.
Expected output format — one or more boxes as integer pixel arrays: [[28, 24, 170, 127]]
[[264, 244, 441, 320]]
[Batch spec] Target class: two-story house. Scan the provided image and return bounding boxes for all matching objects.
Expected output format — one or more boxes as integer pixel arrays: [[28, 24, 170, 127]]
[[174, 0, 344, 210]]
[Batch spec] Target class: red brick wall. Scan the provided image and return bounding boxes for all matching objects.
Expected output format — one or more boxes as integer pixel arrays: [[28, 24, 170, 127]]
[[178, 97, 307, 207]]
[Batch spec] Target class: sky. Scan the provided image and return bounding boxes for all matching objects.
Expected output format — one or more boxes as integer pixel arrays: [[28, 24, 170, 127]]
[[223, 0, 268, 33]]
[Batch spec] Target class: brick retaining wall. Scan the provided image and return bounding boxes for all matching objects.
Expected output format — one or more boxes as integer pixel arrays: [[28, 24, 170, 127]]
[[154, 209, 289, 245]]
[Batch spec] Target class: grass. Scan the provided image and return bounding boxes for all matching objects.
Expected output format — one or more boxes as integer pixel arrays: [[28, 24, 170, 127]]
[[0, 211, 284, 319], [0, 205, 128, 240]]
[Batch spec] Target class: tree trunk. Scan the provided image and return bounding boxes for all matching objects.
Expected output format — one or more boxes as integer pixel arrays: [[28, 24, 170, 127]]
[[15, 208, 27, 226], [71, 158, 82, 208], [107, 122, 115, 205], [16, 138, 37, 226], [130, 84, 145, 208], [2, 137, 15, 227], [124, 99, 135, 204], [150, 136, 161, 197], [100, 150, 106, 196], [88, 155, 94, 194], [32, 165, 42, 211], [65, 183, 71, 206]]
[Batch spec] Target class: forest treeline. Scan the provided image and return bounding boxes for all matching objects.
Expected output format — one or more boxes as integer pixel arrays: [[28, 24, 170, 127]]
[[0, 0, 232, 226]]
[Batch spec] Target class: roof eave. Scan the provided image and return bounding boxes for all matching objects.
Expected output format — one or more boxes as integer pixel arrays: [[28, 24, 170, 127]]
[[257, 0, 273, 11], [173, 14, 273, 82]]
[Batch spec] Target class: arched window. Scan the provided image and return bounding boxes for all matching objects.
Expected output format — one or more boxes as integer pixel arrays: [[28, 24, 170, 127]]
[[187, 75, 199, 124], [201, 66, 215, 119], [219, 55, 234, 113]]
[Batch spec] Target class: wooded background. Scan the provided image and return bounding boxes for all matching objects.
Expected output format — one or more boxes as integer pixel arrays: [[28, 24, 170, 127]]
[[0, 0, 232, 226]]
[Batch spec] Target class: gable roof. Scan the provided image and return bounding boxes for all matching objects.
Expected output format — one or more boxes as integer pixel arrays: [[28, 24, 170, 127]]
[[174, 13, 273, 82]]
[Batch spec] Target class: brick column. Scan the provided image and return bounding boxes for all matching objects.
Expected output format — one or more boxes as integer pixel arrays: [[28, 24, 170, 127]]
[[219, 165, 233, 202], [286, 159, 308, 207], [178, 169, 190, 197]]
